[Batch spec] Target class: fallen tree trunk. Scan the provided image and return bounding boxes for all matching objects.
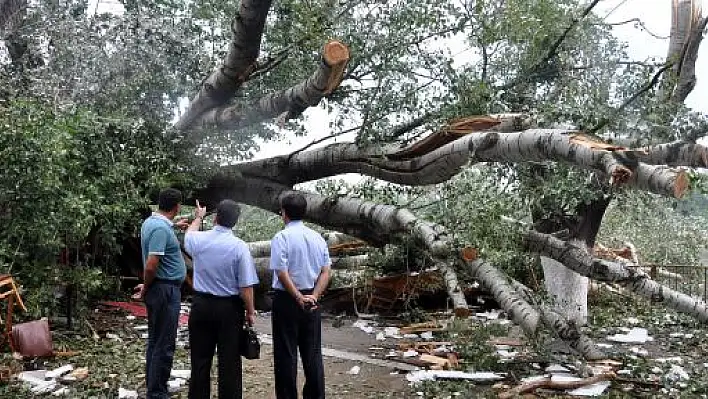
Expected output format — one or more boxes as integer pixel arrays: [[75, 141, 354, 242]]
[[461, 251, 604, 360], [499, 371, 615, 399], [247, 232, 366, 258], [234, 128, 689, 198], [252, 254, 370, 271], [525, 230, 708, 322], [196, 177, 470, 315], [626, 140, 708, 168]]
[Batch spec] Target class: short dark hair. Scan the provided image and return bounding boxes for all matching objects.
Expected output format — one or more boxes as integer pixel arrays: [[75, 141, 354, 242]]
[[216, 199, 241, 228], [158, 188, 182, 212], [281, 193, 307, 220]]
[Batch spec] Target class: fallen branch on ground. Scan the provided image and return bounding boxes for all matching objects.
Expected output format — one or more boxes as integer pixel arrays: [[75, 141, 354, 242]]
[[498, 371, 615, 399]]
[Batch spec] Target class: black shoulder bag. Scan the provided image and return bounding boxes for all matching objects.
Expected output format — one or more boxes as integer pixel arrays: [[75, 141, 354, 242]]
[[240, 325, 260, 359]]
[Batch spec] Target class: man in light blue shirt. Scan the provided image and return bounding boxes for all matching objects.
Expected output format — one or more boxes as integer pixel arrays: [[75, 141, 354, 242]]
[[269, 193, 331, 399], [184, 199, 258, 399]]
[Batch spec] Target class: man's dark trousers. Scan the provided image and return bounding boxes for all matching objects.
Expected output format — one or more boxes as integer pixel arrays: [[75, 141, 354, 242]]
[[272, 290, 325, 399], [145, 280, 181, 399], [188, 293, 244, 399]]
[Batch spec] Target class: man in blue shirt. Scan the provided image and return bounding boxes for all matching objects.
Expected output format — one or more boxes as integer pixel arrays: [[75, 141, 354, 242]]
[[185, 199, 259, 399], [136, 188, 188, 399], [270, 193, 331, 399]]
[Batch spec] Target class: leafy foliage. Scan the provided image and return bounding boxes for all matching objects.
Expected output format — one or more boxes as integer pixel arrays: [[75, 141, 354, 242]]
[[0, 100, 182, 316], [598, 192, 708, 266]]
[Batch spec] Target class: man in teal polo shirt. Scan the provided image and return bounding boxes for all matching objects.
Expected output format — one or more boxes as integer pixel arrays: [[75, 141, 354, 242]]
[[135, 188, 188, 399]]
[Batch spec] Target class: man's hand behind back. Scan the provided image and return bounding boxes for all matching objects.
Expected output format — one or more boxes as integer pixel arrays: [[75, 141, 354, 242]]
[[301, 294, 319, 311]]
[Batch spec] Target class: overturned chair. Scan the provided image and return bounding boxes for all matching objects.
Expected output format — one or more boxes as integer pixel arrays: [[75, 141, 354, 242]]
[[0, 274, 27, 352]]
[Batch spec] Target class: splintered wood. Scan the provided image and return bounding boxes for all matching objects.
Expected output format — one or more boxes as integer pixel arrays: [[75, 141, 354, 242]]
[[498, 372, 616, 399], [399, 321, 443, 335], [569, 134, 626, 151], [393, 341, 458, 370], [387, 116, 502, 160], [364, 271, 443, 313], [328, 240, 368, 256]]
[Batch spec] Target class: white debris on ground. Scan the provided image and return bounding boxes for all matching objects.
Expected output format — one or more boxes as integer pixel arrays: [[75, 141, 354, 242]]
[[170, 369, 191, 379], [402, 349, 419, 358], [347, 365, 361, 375], [567, 381, 612, 396], [406, 370, 505, 384], [353, 320, 375, 334], [45, 365, 73, 379], [118, 387, 139, 399], [517, 372, 611, 397], [666, 364, 690, 381], [18, 365, 91, 396], [629, 347, 649, 357], [168, 377, 187, 392], [607, 327, 653, 343], [545, 364, 570, 373]]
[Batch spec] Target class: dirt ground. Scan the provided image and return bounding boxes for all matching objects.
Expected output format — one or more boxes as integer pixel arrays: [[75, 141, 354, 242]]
[[236, 314, 411, 398], [241, 345, 410, 399], [0, 310, 414, 398]]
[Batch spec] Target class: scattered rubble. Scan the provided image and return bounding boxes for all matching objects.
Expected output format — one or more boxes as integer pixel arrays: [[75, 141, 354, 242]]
[[607, 327, 654, 343], [406, 370, 505, 384]]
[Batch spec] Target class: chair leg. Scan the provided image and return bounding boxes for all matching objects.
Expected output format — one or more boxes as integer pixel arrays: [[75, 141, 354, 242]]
[[5, 295, 14, 352], [11, 281, 26, 312]]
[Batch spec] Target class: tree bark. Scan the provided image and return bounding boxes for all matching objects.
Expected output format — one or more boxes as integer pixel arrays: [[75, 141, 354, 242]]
[[525, 230, 708, 322], [461, 254, 604, 360], [252, 254, 369, 271], [540, 196, 612, 326], [190, 41, 350, 131], [629, 140, 708, 168], [174, 0, 273, 133], [666, 0, 706, 103], [541, 257, 590, 326], [234, 129, 689, 197], [194, 176, 470, 314]]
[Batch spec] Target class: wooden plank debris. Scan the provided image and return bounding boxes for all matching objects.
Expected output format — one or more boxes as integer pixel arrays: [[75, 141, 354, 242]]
[[498, 372, 616, 399]]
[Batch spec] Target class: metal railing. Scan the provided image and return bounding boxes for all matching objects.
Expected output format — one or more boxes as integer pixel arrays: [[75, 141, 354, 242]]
[[638, 263, 708, 302]]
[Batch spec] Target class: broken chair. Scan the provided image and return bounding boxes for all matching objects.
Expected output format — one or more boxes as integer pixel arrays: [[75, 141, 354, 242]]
[[0, 274, 27, 351]]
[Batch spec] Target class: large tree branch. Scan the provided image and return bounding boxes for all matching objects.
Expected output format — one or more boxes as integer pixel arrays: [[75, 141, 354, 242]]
[[673, 16, 708, 102], [189, 41, 350, 131], [623, 140, 708, 168], [661, 0, 705, 103], [194, 176, 470, 314], [174, 0, 273, 133], [525, 230, 708, 323], [460, 250, 604, 360], [234, 127, 689, 198]]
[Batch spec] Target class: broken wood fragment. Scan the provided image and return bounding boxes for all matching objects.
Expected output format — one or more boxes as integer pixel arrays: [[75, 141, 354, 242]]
[[387, 117, 502, 160], [419, 354, 451, 370], [569, 133, 626, 151], [399, 321, 443, 335], [498, 371, 615, 399], [322, 40, 350, 94]]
